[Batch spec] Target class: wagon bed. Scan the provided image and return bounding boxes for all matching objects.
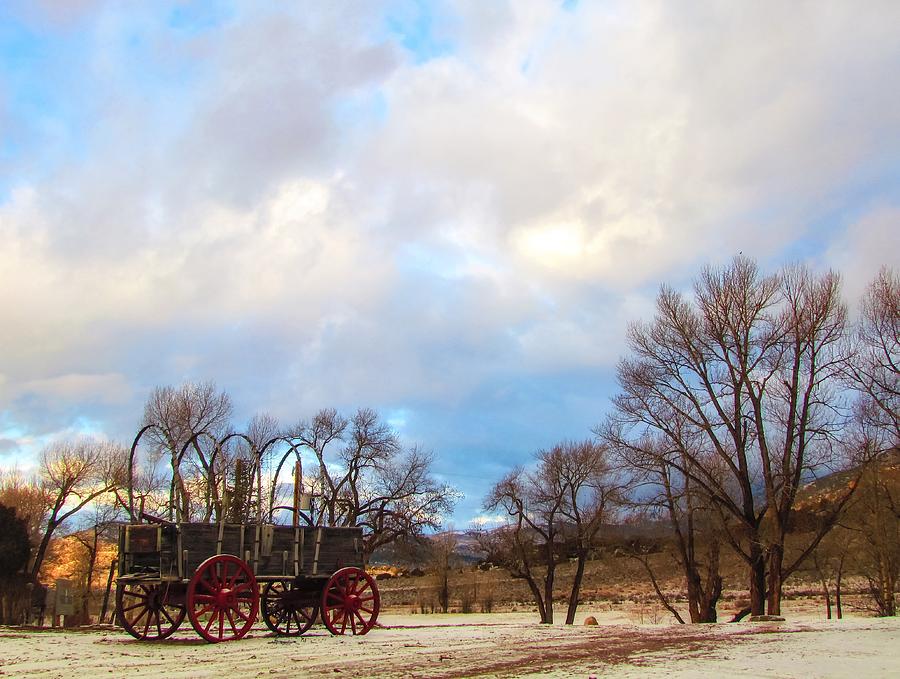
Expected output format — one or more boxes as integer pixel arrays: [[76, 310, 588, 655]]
[[120, 521, 364, 582]]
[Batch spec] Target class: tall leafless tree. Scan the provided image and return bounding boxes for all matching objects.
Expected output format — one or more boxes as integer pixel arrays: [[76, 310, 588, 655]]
[[607, 257, 856, 616], [552, 441, 617, 624], [483, 440, 617, 624], [483, 465, 561, 624], [141, 381, 233, 521]]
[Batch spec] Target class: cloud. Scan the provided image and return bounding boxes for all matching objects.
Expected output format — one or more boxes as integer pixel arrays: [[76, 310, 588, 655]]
[[19, 373, 131, 404], [0, 1, 898, 521], [825, 205, 900, 303]]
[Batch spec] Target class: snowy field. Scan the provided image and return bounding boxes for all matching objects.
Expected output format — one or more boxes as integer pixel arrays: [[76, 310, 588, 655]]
[[1, 612, 898, 678]]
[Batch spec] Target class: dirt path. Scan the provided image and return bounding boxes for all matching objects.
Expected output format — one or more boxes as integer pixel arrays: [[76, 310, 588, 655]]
[[1, 614, 898, 678]]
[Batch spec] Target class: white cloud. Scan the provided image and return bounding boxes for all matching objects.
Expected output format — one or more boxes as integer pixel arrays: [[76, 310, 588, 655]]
[[825, 206, 900, 304], [0, 0, 898, 520]]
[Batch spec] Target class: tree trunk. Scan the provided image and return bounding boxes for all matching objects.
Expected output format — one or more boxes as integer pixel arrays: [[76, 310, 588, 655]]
[[749, 543, 767, 616], [439, 571, 450, 614], [81, 531, 99, 623], [565, 553, 587, 625], [835, 568, 843, 619], [99, 560, 116, 624], [697, 539, 722, 623], [522, 573, 547, 623], [685, 566, 701, 623], [698, 576, 722, 623], [29, 518, 59, 581], [767, 542, 784, 616], [543, 563, 555, 624], [820, 576, 832, 619]]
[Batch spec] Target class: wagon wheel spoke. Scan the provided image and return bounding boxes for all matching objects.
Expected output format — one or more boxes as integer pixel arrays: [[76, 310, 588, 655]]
[[160, 606, 177, 627], [193, 594, 215, 603], [203, 611, 217, 634], [121, 601, 147, 614], [225, 607, 239, 635], [131, 605, 149, 627], [231, 604, 252, 623], [221, 563, 233, 589]]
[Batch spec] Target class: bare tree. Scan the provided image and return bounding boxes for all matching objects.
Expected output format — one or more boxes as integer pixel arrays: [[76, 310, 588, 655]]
[[809, 525, 851, 620], [607, 257, 855, 616], [69, 499, 122, 624], [849, 451, 899, 616], [141, 381, 233, 521], [551, 441, 618, 624], [483, 465, 561, 624], [428, 531, 460, 614], [847, 267, 899, 445], [29, 437, 126, 581], [600, 423, 724, 623], [483, 441, 617, 624], [291, 408, 456, 561]]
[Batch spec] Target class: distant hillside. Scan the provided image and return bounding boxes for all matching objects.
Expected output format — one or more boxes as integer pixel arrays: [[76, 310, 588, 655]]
[[795, 447, 900, 511], [370, 521, 673, 568]]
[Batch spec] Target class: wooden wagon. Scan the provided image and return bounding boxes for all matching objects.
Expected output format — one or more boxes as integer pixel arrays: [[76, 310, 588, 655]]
[[116, 427, 382, 642], [116, 518, 380, 642]]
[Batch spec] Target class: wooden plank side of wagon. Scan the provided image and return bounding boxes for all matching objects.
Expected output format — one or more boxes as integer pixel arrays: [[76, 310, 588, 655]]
[[311, 527, 365, 573], [174, 523, 364, 580], [253, 525, 364, 578], [253, 526, 295, 578], [179, 523, 238, 576]]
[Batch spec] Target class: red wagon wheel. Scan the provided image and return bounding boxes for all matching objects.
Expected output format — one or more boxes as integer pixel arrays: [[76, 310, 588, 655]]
[[187, 554, 259, 643], [116, 582, 186, 640], [321, 567, 380, 636], [261, 581, 319, 636]]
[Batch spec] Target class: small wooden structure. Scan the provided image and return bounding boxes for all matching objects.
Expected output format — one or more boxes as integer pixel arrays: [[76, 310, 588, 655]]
[[115, 429, 380, 642]]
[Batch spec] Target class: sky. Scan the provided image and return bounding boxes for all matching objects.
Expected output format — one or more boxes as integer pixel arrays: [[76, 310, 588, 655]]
[[1, 0, 898, 525]]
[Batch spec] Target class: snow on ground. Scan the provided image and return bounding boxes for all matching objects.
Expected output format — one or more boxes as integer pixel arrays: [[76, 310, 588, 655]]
[[0, 612, 897, 678]]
